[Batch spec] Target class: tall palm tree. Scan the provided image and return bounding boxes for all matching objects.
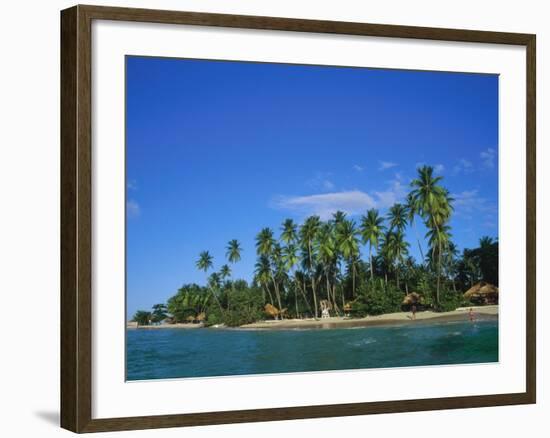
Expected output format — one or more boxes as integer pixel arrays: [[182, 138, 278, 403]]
[[281, 218, 298, 245], [207, 272, 224, 311], [225, 239, 242, 292], [282, 242, 300, 316], [360, 208, 385, 279], [337, 219, 360, 298], [406, 193, 425, 263], [254, 255, 274, 305], [196, 250, 224, 313], [300, 216, 321, 318], [196, 250, 213, 273], [226, 239, 242, 264], [332, 210, 347, 226], [384, 230, 409, 289], [317, 222, 338, 312], [387, 203, 409, 233], [219, 264, 231, 282], [409, 165, 451, 305], [255, 228, 283, 312]]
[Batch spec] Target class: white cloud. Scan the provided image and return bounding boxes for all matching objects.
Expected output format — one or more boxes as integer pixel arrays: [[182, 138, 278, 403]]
[[434, 164, 445, 174], [452, 190, 496, 220], [273, 175, 407, 220], [127, 199, 140, 218], [452, 158, 474, 175], [353, 164, 364, 172], [273, 191, 376, 220], [378, 161, 398, 171], [322, 180, 335, 190], [480, 148, 496, 169], [127, 179, 138, 190]]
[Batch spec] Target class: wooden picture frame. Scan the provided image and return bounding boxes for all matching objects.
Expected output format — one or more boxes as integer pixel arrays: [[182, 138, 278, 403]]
[[61, 4, 536, 433]]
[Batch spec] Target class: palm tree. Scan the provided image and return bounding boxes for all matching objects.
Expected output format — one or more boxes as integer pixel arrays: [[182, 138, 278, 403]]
[[196, 250, 213, 273], [406, 193, 425, 263], [332, 210, 347, 226], [226, 239, 242, 264], [317, 222, 338, 312], [255, 228, 283, 312], [360, 208, 385, 279], [219, 264, 231, 282], [409, 165, 451, 305], [281, 218, 298, 244], [337, 219, 360, 298], [300, 216, 321, 318], [387, 203, 409, 233], [383, 230, 409, 289], [254, 255, 274, 305], [196, 251, 223, 312], [282, 242, 300, 316], [207, 272, 224, 313], [132, 310, 152, 326]]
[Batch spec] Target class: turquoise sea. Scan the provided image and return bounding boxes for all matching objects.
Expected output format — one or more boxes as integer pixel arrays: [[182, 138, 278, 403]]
[[126, 317, 498, 381]]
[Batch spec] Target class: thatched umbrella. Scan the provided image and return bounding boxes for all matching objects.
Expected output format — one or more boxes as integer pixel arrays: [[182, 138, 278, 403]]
[[464, 282, 499, 304], [186, 315, 195, 323], [196, 312, 206, 322], [264, 303, 280, 319]]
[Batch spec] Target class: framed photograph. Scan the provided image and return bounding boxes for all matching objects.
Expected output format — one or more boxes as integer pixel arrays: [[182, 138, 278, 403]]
[[60, 4, 536, 433]]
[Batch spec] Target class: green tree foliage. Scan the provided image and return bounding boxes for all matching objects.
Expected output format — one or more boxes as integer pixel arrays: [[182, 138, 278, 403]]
[[132, 310, 152, 326], [151, 303, 167, 323]]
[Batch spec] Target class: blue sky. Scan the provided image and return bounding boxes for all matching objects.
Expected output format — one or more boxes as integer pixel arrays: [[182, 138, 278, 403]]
[[126, 56, 498, 318]]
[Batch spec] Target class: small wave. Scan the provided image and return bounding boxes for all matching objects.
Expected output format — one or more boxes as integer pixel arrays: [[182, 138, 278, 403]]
[[350, 338, 377, 346]]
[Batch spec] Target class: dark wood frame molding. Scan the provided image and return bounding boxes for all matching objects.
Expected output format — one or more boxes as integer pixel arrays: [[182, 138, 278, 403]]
[[61, 4, 536, 433]]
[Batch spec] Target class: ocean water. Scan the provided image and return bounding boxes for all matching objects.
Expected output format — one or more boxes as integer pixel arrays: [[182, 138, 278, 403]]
[[126, 318, 498, 381]]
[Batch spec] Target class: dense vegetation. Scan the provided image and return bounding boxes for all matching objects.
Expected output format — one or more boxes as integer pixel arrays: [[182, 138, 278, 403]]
[[132, 166, 498, 327]]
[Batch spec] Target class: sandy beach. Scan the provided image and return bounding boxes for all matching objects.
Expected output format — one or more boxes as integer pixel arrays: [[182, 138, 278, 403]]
[[240, 305, 498, 330]]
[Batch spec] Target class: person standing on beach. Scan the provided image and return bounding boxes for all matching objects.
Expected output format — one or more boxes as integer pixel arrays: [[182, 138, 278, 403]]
[[411, 304, 417, 320], [469, 308, 475, 322]]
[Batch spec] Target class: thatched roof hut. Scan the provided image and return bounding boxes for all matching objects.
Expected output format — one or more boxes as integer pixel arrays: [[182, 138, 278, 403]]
[[402, 292, 422, 306], [464, 282, 499, 304], [264, 303, 280, 319]]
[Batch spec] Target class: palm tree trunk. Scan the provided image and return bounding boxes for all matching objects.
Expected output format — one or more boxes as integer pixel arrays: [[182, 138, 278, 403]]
[[209, 286, 224, 313], [295, 286, 299, 318], [413, 221, 425, 264], [308, 241, 318, 319], [331, 283, 340, 315], [271, 273, 283, 318], [265, 284, 274, 306], [396, 267, 400, 290], [297, 280, 312, 315], [352, 262, 356, 298], [369, 247, 374, 279], [437, 240, 442, 306]]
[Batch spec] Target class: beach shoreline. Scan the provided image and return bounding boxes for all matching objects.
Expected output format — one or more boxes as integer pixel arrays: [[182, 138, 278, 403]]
[[128, 305, 498, 330], [240, 305, 498, 330]]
